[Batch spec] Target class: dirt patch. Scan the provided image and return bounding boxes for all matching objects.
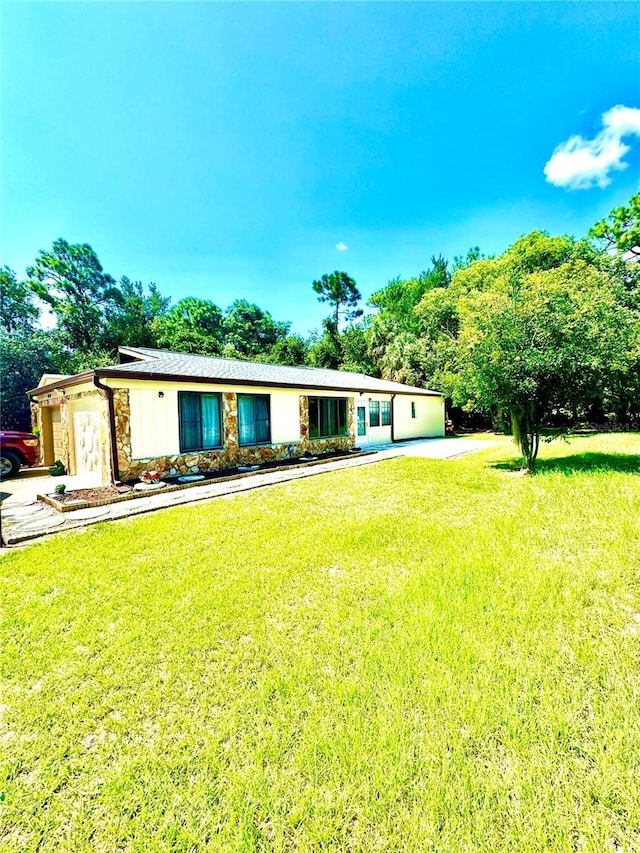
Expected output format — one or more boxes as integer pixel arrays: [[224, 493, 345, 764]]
[[53, 486, 132, 503]]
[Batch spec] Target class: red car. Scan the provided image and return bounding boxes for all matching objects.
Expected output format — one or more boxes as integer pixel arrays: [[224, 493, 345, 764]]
[[0, 430, 40, 479]]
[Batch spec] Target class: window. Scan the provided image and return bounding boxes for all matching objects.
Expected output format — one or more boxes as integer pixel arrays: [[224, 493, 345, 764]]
[[309, 397, 348, 438], [369, 400, 380, 427], [238, 394, 271, 445], [411, 401, 416, 419], [179, 392, 222, 452], [381, 401, 391, 426]]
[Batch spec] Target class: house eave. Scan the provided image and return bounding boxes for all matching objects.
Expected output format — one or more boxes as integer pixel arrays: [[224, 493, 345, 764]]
[[28, 371, 97, 399], [93, 368, 443, 397], [29, 367, 443, 399]]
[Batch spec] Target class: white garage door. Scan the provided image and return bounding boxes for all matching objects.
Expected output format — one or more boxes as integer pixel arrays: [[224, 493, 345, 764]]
[[73, 411, 101, 477]]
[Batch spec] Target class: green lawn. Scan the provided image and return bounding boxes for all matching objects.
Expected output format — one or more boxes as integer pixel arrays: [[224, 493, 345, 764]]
[[1, 434, 639, 852]]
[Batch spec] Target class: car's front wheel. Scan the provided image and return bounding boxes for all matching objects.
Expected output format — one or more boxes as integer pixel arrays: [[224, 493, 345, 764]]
[[0, 451, 21, 479]]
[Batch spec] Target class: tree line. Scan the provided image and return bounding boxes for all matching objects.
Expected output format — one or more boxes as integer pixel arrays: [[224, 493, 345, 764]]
[[2, 194, 639, 470]]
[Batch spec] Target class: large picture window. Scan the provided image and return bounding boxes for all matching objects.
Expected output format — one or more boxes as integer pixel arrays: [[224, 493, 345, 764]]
[[381, 401, 391, 426], [179, 392, 222, 452], [238, 394, 271, 445], [309, 397, 348, 438]]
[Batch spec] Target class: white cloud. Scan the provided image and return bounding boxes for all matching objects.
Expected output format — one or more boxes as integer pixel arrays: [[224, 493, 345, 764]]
[[544, 105, 640, 190], [335, 242, 348, 251]]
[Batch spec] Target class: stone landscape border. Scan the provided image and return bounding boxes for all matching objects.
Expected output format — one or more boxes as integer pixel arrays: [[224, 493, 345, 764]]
[[38, 450, 375, 512]]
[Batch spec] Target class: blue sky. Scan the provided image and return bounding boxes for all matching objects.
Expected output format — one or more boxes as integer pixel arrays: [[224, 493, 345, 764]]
[[2, 2, 639, 336]]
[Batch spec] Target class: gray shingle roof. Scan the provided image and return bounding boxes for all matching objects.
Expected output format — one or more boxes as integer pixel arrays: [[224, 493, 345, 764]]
[[101, 346, 442, 397]]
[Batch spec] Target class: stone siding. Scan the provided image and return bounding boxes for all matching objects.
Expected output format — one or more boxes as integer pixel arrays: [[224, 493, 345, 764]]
[[116, 391, 357, 482], [113, 389, 132, 477], [30, 402, 43, 465]]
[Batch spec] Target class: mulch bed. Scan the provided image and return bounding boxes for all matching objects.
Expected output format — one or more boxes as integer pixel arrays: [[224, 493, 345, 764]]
[[39, 449, 370, 512], [52, 486, 131, 504]]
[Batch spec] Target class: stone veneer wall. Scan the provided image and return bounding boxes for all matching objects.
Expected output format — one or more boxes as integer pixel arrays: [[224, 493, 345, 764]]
[[30, 402, 43, 464], [115, 390, 356, 482], [31, 395, 71, 471], [113, 388, 132, 478]]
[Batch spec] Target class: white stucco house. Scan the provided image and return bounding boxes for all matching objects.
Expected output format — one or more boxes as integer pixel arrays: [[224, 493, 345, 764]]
[[29, 346, 445, 484]]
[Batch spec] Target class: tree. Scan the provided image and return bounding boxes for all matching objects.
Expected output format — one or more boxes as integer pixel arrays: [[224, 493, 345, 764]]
[[0, 330, 57, 430], [367, 255, 453, 384], [26, 239, 122, 353], [222, 299, 290, 359], [308, 318, 343, 369], [369, 257, 450, 336], [258, 334, 309, 366], [339, 323, 379, 375], [590, 192, 640, 257], [312, 271, 363, 330], [0, 267, 39, 333], [452, 246, 486, 271], [154, 297, 224, 355], [103, 277, 170, 350], [454, 257, 638, 470]]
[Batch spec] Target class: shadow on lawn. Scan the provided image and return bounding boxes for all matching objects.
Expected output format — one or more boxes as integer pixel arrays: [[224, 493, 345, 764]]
[[493, 452, 640, 476]]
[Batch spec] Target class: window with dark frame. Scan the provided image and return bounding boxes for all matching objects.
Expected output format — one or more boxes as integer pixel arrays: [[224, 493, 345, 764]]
[[369, 400, 380, 427], [381, 401, 391, 426], [309, 397, 348, 438], [411, 401, 416, 419], [178, 391, 222, 453], [238, 394, 271, 446]]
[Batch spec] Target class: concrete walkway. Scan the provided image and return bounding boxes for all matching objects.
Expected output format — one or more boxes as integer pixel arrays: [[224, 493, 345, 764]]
[[1, 437, 494, 548]]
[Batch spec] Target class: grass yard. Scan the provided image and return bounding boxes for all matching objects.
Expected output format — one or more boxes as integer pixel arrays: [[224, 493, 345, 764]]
[[1, 433, 639, 852]]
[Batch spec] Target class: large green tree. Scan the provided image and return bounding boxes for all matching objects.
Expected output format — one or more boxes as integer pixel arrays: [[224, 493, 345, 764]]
[[307, 319, 343, 370], [453, 252, 638, 470], [369, 256, 450, 334], [0, 330, 58, 430], [367, 255, 453, 386], [257, 334, 309, 366], [0, 267, 39, 333], [312, 271, 363, 330], [26, 239, 122, 353], [590, 192, 640, 257], [154, 297, 224, 355], [222, 299, 290, 359], [103, 277, 170, 351]]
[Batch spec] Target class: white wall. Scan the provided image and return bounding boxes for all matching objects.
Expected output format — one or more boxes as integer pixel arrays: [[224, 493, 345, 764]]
[[361, 395, 393, 446], [113, 379, 445, 457], [269, 391, 301, 444], [394, 394, 444, 439], [129, 387, 180, 458], [119, 380, 355, 459]]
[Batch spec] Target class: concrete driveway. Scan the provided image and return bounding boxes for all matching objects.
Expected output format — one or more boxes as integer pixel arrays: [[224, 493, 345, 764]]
[[0, 467, 102, 507], [372, 436, 495, 459]]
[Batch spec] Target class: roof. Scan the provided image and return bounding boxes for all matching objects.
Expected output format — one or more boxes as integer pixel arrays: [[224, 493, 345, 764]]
[[37, 373, 71, 388], [30, 346, 442, 398]]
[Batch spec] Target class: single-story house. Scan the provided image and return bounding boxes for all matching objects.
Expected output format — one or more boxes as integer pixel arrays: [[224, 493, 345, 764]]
[[29, 346, 445, 485]]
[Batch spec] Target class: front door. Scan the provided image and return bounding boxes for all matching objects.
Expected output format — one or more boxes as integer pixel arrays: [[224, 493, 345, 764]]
[[357, 405, 367, 447]]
